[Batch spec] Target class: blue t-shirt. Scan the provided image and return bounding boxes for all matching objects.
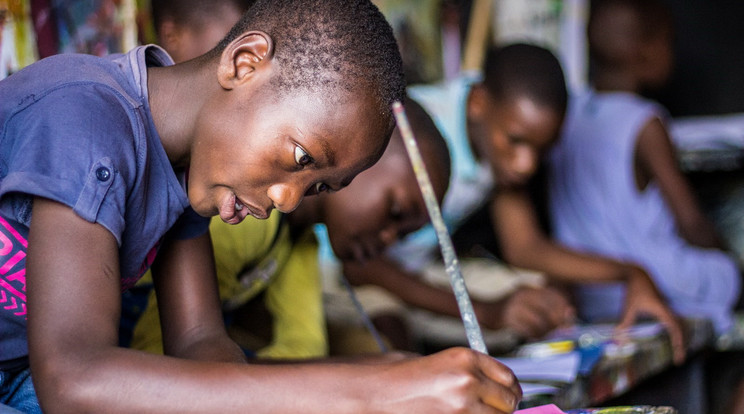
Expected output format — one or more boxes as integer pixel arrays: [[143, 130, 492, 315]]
[[0, 45, 209, 368]]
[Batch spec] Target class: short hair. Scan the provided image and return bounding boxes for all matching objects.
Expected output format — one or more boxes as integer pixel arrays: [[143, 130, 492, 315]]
[[150, 0, 256, 36], [397, 96, 451, 193], [209, 0, 406, 124], [587, 0, 673, 69], [482, 43, 568, 114]]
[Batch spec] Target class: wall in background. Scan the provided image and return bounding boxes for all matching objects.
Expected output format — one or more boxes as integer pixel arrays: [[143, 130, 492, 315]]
[[660, 0, 744, 117]]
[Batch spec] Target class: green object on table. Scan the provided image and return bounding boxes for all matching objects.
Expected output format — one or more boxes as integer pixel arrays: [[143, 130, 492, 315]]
[[565, 406, 677, 414]]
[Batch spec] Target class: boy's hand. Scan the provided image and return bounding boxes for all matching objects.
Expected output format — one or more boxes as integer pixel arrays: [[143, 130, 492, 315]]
[[617, 266, 686, 364], [476, 287, 575, 339], [375, 347, 522, 414]]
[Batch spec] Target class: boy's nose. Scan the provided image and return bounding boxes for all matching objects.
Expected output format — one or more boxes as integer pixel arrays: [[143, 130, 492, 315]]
[[267, 183, 304, 213], [512, 147, 538, 176]]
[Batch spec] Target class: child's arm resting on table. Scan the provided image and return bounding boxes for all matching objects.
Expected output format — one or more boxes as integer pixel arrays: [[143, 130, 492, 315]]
[[344, 257, 574, 340], [26, 197, 522, 413], [491, 189, 685, 363]]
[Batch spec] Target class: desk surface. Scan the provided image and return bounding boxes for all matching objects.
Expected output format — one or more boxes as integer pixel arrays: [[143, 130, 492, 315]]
[[512, 318, 714, 410]]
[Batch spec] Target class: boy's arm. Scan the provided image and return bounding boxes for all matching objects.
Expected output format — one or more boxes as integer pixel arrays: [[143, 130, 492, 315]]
[[635, 117, 723, 248], [343, 257, 574, 339], [494, 187, 648, 282], [27, 198, 521, 413], [491, 189, 685, 362], [343, 257, 463, 317], [150, 229, 246, 363]]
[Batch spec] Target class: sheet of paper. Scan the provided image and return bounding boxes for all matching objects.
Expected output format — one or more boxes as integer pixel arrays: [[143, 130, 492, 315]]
[[496, 351, 581, 383], [519, 382, 562, 397]]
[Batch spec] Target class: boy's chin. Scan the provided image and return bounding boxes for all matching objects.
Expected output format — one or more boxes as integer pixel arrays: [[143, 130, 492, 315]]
[[189, 203, 213, 218]]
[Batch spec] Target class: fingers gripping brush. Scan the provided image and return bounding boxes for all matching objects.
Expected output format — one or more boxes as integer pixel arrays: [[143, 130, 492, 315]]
[[392, 101, 488, 354]]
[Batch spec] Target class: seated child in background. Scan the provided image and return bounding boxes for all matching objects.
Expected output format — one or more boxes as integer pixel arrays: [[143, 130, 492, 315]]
[[382, 42, 685, 360], [130, 97, 452, 359], [547, 0, 741, 336], [142, 0, 573, 356], [324, 43, 575, 353], [0, 0, 523, 412], [149, 0, 255, 64]]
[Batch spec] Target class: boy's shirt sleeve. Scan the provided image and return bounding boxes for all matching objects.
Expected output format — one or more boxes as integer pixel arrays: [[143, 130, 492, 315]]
[[167, 206, 210, 241], [0, 85, 136, 240], [257, 230, 328, 359]]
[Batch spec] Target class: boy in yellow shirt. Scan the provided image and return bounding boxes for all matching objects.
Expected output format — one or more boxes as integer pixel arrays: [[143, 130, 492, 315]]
[[131, 98, 450, 358]]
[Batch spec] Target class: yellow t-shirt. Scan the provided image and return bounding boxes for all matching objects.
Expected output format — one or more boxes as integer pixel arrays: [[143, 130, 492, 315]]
[[130, 211, 327, 359]]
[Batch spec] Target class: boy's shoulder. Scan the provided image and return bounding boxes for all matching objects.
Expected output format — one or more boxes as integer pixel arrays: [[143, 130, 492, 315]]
[[0, 46, 170, 120], [570, 90, 667, 123], [2, 54, 125, 102]]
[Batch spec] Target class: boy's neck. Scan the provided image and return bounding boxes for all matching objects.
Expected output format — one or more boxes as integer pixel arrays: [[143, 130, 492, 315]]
[[147, 58, 219, 168], [591, 68, 641, 93]]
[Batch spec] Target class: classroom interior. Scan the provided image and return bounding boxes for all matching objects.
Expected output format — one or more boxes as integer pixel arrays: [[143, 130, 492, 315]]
[[2, 0, 744, 413]]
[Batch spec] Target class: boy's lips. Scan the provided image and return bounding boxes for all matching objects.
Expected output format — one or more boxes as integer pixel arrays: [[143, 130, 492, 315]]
[[219, 193, 268, 224], [245, 203, 269, 219]]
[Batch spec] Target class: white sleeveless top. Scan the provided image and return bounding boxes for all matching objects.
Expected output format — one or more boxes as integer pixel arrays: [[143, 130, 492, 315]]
[[548, 90, 740, 334]]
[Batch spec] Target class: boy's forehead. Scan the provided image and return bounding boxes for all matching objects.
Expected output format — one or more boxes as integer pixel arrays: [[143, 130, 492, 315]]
[[251, 86, 391, 159]]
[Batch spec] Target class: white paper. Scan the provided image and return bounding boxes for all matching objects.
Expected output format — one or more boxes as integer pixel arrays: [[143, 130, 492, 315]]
[[497, 351, 581, 383]]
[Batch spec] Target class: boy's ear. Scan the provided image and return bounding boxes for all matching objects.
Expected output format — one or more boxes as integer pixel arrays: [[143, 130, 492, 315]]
[[467, 84, 489, 120], [217, 31, 274, 90]]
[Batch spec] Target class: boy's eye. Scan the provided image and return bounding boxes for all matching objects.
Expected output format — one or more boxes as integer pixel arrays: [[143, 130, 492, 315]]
[[315, 182, 329, 193], [294, 146, 312, 166]]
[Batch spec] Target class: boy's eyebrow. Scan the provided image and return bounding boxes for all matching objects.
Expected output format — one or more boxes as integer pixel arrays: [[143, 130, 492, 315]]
[[318, 139, 336, 167]]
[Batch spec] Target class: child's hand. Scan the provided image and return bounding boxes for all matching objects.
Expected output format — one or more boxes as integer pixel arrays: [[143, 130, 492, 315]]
[[373, 347, 522, 414], [618, 266, 686, 364], [476, 286, 575, 339]]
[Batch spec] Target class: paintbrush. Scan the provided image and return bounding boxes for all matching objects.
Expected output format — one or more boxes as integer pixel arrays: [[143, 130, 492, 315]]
[[392, 101, 488, 354]]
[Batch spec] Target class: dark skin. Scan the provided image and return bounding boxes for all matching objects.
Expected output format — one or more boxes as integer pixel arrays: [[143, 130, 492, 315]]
[[591, 13, 722, 249], [343, 258, 575, 342], [311, 132, 445, 263], [303, 124, 575, 342], [26, 31, 521, 413], [594, 2, 739, 409], [464, 82, 686, 364], [156, 2, 245, 64]]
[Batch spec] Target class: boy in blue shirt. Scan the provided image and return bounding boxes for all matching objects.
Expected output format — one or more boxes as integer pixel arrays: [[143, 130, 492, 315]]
[[0, 1, 521, 413]]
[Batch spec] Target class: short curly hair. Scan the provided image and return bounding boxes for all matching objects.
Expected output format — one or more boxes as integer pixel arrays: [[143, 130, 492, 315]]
[[208, 0, 406, 125], [482, 43, 568, 115], [150, 0, 256, 36], [587, 0, 673, 71]]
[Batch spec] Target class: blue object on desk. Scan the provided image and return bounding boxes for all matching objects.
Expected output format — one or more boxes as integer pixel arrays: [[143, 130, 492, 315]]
[[577, 344, 603, 375]]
